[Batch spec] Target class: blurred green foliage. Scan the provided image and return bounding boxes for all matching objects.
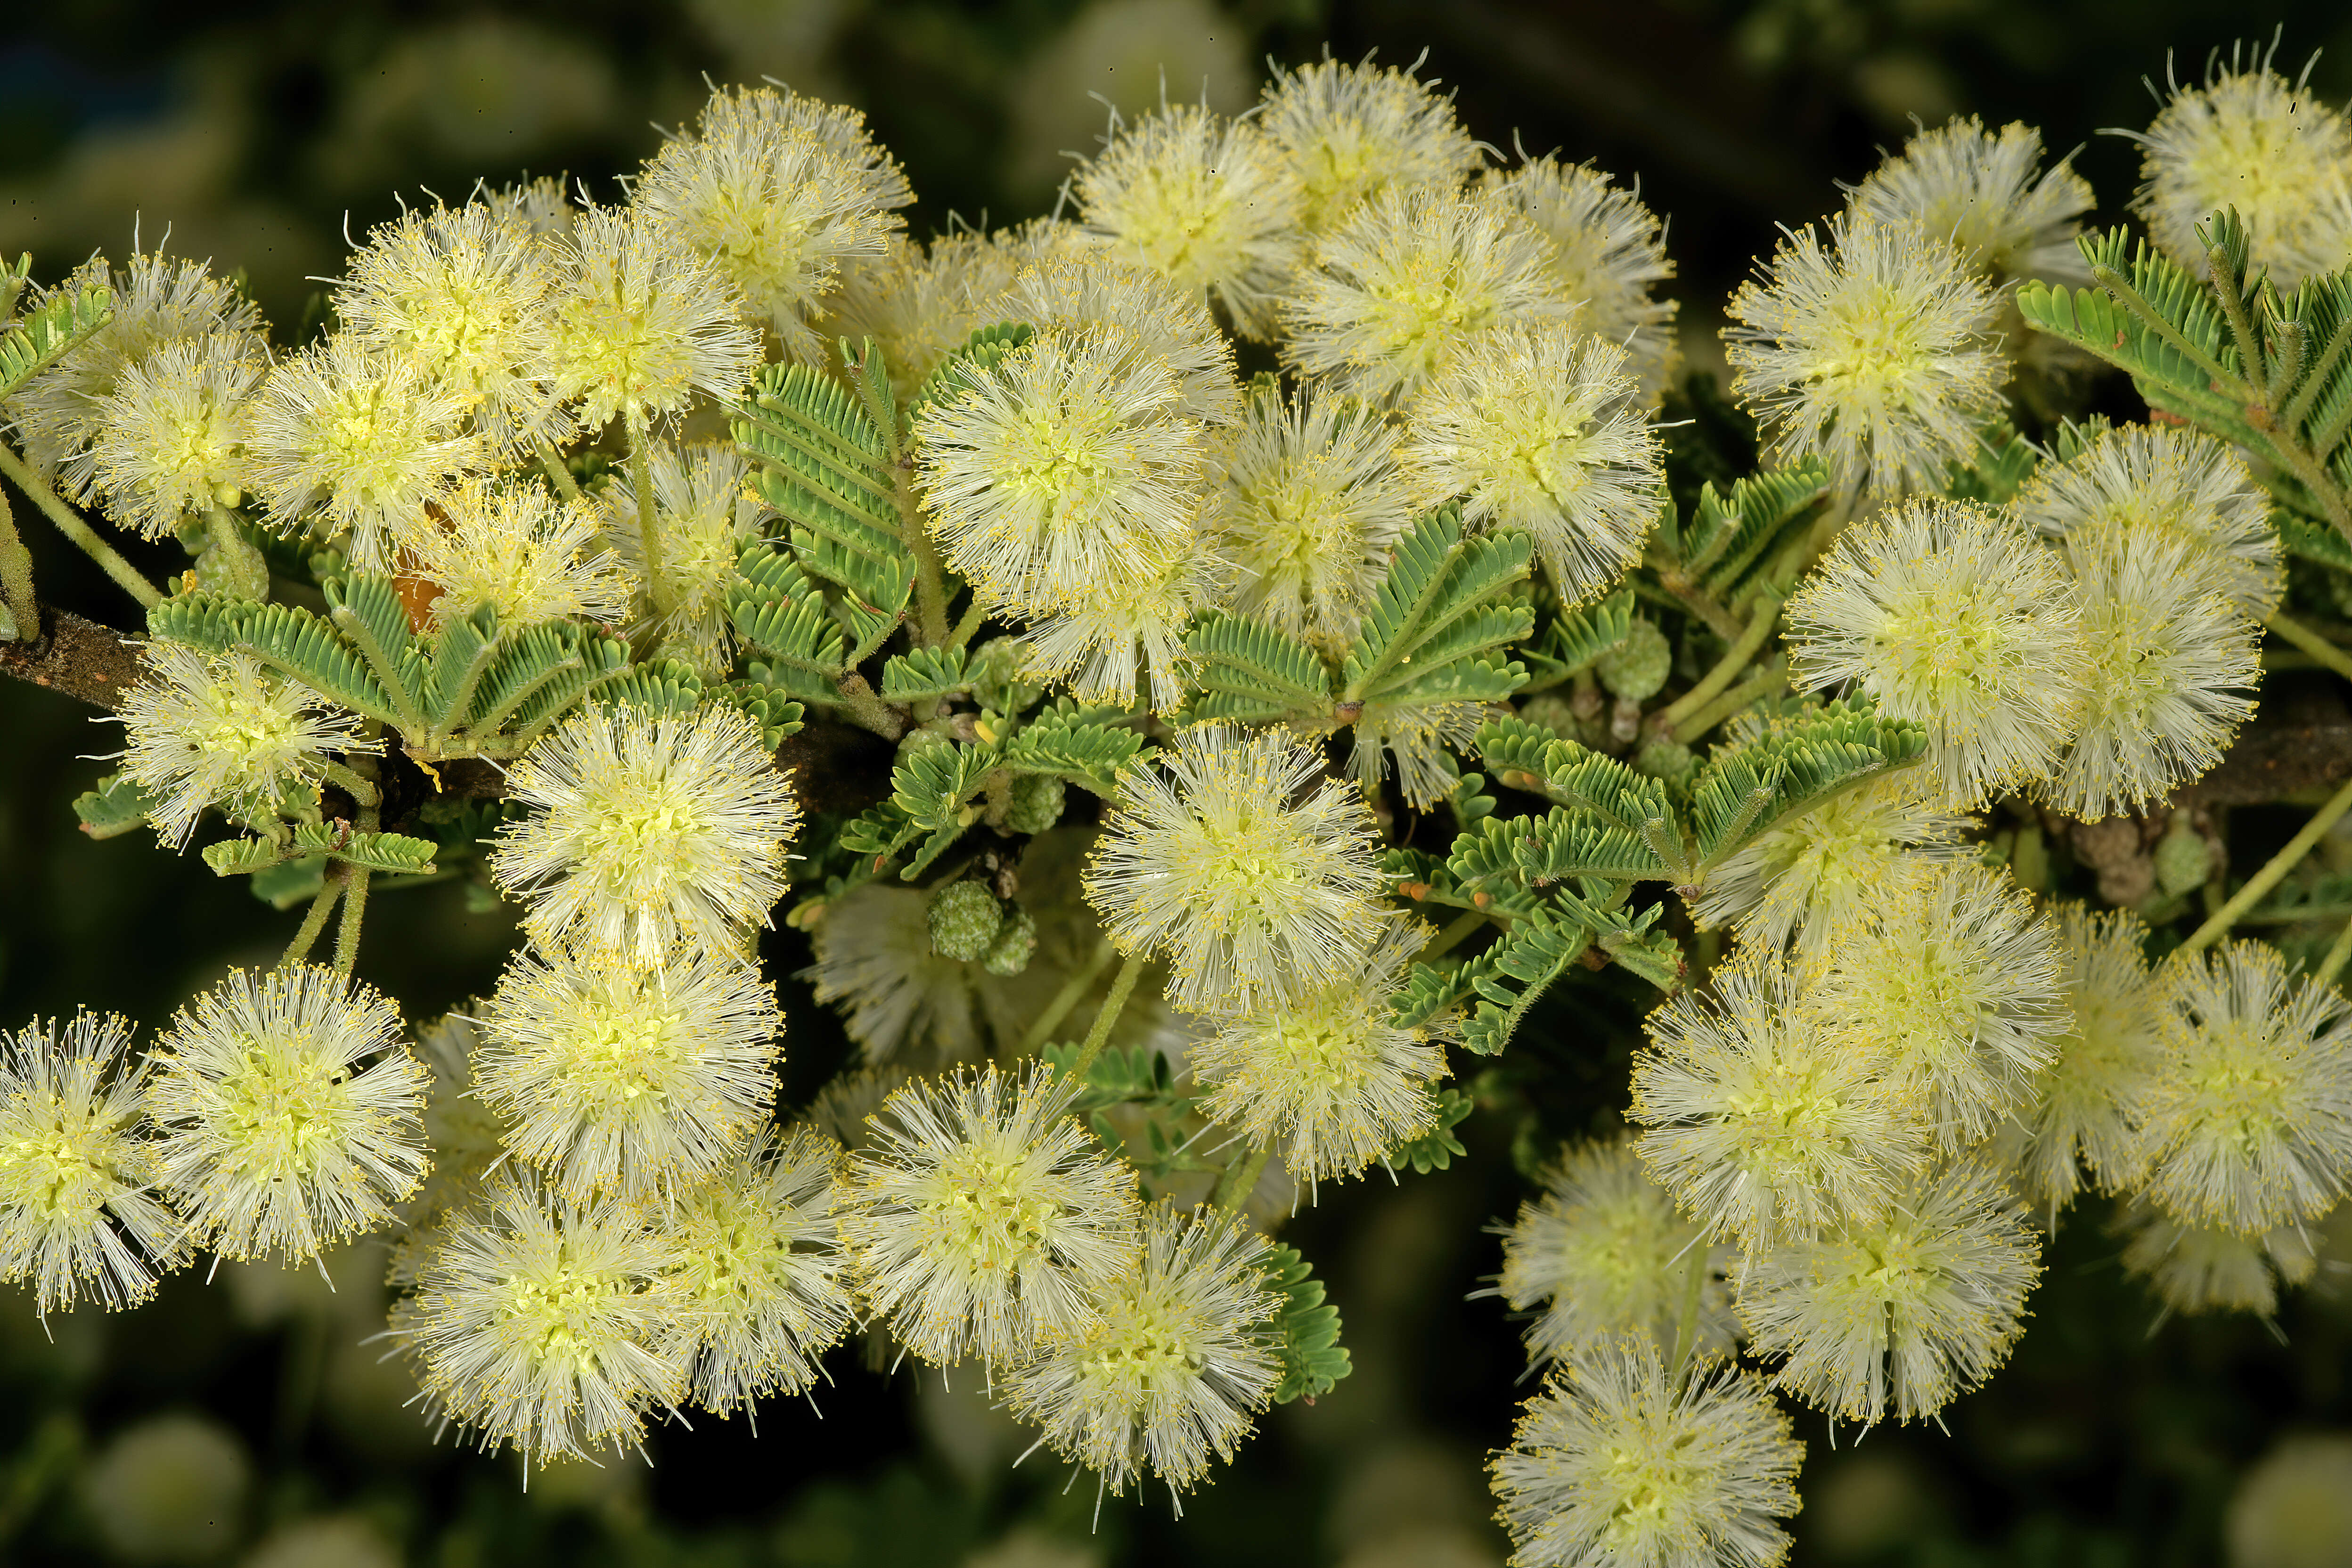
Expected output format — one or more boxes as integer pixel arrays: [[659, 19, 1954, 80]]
[[11, 2, 2352, 1566]]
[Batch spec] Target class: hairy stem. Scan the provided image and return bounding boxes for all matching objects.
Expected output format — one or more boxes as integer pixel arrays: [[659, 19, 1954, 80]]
[[0, 485, 36, 640], [1064, 951, 1144, 1084], [2178, 772, 2352, 958], [1667, 1240, 1712, 1390], [2318, 915, 2352, 990], [1656, 594, 1782, 733], [204, 505, 271, 602], [1211, 1141, 1271, 1213], [1017, 939, 1119, 1056], [0, 442, 162, 609], [1418, 908, 1489, 962], [2269, 609, 2352, 685], [279, 869, 347, 970], [626, 410, 678, 621], [533, 436, 583, 504], [945, 595, 988, 652], [1670, 662, 1787, 745]]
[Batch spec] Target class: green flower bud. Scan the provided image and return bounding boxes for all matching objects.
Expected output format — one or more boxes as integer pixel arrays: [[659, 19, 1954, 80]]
[[981, 906, 1039, 977], [1633, 735, 1696, 789], [2154, 818, 2213, 897], [927, 880, 1004, 962], [1596, 618, 1673, 702], [1517, 694, 1579, 741], [1004, 774, 1067, 835]]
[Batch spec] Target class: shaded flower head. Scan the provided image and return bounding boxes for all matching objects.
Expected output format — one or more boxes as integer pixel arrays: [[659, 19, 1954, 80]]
[[2115, 1198, 2318, 1319], [833, 1062, 1141, 1365], [1257, 57, 1486, 235], [1846, 116, 2096, 290], [1000, 248, 1241, 426], [488, 701, 801, 964], [1085, 724, 1387, 1016], [1491, 1337, 1803, 1568], [634, 84, 914, 361], [0, 1013, 182, 1315], [113, 642, 376, 849], [1726, 214, 2004, 495], [1786, 498, 2085, 808], [1075, 102, 1304, 339], [1498, 1135, 1738, 1365], [1483, 155, 1681, 399], [1017, 547, 1213, 713], [594, 438, 773, 674], [816, 222, 1062, 399], [2011, 904, 2163, 1212], [1005, 1203, 1280, 1495], [147, 965, 429, 1264], [1400, 323, 1663, 602], [477, 945, 782, 1201]]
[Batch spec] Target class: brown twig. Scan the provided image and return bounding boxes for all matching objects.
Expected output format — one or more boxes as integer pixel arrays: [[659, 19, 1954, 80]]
[[0, 601, 144, 708]]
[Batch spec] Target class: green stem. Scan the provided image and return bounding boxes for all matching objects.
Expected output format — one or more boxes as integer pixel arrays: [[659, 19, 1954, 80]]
[[2269, 610, 2352, 685], [0, 442, 162, 609], [332, 753, 382, 977], [1671, 663, 1787, 745], [2209, 245, 2269, 391], [2238, 901, 2352, 927], [2318, 916, 2352, 991], [318, 759, 381, 809], [1418, 909, 1489, 962], [1667, 1240, 1713, 1391], [1016, 939, 1118, 1056], [204, 504, 270, 601], [1655, 594, 1782, 732], [1211, 1141, 1272, 1212], [945, 595, 988, 652], [0, 484, 35, 640], [626, 411, 677, 621], [1063, 951, 1144, 1084], [2178, 771, 2352, 959], [278, 870, 346, 969], [2093, 264, 2242, 390], [533, 436, 583, 504], [831, 672, 906, 741]]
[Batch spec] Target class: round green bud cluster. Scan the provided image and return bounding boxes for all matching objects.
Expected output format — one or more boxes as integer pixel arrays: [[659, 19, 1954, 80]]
[[981, 907, 1039, 977], [1004, 774, 1067, 835], [897, 725, 955, 767], [1633, 735, 1695, 789], [1517, 694, 1581, 742], [2153, 817, 2212, 897], [927, 881, 1005, 961], [1596, 619, 1672, 701]]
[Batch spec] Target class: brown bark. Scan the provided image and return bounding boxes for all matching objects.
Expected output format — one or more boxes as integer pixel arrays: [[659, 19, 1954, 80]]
[[0, 602, 144, 709]]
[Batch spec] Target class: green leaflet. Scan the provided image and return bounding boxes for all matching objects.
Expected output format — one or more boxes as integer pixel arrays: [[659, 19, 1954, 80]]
[[732, 544, 850, 707], [908, 320, 1035, 416], [1389, 1087, 1473, 1174], [1944, 422, 2042, 506], [1685, 696, 1927, 866], [879, 645, 970, 702], [881, 737, 998, 878], [202, 825, 437, 879], [1666, 457, 1831, 604], [1521, 588, 1633, 690], [0, 279, 112, 400], [1185, 611, 1333, 725], [1259, 1244, 1351, 1405], [1000, 700, 1143, 797], [1341, 507, 1534, 706], [72, 774, 154, 840]]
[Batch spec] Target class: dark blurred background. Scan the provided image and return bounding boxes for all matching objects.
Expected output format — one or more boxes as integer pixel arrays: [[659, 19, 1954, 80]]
[[9, 2, 2352, 1565]]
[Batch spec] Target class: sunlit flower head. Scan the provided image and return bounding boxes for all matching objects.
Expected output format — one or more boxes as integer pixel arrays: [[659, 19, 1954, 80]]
[[2127, 51, 2352, 291], [1491, 1337, 1803, 1568], [407, 1172, 685, 1468], [634, 83, 914, 362], [2014, 423, 2280, 623], [2040, 530, 2259, 821], [1785, 497, 2086, 808], [245, 335, 486, 571], [2132, 941, 2352, 1235], [1498, 1135, 1738, 1365], [1001, 248, 1242, 426], [1086, 724, 1387, 1016], [0, 1013, 182, 1316], [85, 333, 266, 539], [147, 965, 429, 1264], [1257, 57, 1486, 235], [914, 328, 1205, 617], [1691, 771, 1974, 957], [1075, 102, 1304, 339], [1005, 1202, 1280, 1496], [1400, 323, 1663, 602], [113, 642, 376, 849], [1725, 214, 2004, 495], [1846, 116, 2096, 291], [547, 206, 762, 431], [334, 200, 567, 455], [1632, 947, 1925, 1250], [594, 437, 774, 675], [396, 476, 630, 632], [4, 249, 262, 496], [833, 1062, 1141, 1365], [2116, 1198, 2318, 1319], [1206, 380, 1413, 655], [1483, 155, 1680, 399], [1812, 861, 2069, 1155], [1192, 919, 1451, 1184], [1282, 186, 1572, 405], [2011, 905, 2163, 1212], [1739, 1159, 2040, 1426], [658, 1125, 853, 1416], [477, 944, 781, 1201], [488, 701, 801, 964]]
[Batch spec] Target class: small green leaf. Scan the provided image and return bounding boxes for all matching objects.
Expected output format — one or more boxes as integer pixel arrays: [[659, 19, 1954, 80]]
[[1259, 1244, 1351, 1405], [1390, 1087, 1473, 1174], [72, 774, 154, 840]]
